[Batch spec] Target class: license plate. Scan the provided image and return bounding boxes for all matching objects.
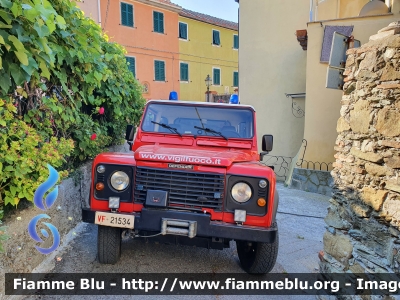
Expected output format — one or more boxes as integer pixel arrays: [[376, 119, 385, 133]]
[[95, 212, 134, 229]]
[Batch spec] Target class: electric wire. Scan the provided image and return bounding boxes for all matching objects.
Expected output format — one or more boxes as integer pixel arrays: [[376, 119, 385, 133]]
[[135, 232, 163, 238], [121, 47, 238, 69], [277, 210, 324, 219], [121, 44, 238, 64]]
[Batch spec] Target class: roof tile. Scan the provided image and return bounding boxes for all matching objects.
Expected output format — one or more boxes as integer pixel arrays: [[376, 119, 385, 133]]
[[178, 8, 238, 31]]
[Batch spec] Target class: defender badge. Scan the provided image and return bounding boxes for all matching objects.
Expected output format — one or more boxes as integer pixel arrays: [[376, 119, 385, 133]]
[[168, 164, 194, 169]]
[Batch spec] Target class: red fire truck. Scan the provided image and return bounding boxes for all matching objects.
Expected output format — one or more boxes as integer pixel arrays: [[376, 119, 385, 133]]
[[82, 100, 279, 274]]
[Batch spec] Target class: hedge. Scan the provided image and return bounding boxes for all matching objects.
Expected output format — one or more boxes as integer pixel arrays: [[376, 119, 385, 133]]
[[0, 0, 145, 212]]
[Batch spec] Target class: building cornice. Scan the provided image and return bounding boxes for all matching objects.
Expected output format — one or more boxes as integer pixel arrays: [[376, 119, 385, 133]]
[[133, 0, 182, 13]]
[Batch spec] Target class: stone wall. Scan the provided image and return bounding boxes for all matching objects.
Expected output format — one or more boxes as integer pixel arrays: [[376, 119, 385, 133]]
[[320, 23, 400, 278], [290, 168, 333, 196], [0, 143, 130, 296]]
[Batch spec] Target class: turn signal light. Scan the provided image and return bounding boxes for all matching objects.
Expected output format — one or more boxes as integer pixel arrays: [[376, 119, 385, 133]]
[[96, 182, 105, 191], [257, 198, 266, 207]]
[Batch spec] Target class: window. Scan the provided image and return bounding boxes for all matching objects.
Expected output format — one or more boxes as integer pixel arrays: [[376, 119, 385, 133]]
[[179, 22, 188, 40], [141, 103, 254, 138], [180, 63, 189, 81], [121, 2, 133, 27], [126, 56, 135, 77], [213, 68, 220, 85], [153, 11, 164, 33], [154, 60, 165, 81], [233, 34, 239, 49], [233, 71, 238, 87], [212, 30, 220, 45]]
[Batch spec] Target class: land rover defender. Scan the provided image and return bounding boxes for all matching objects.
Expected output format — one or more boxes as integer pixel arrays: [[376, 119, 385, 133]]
[[82, 100, 279, 274]]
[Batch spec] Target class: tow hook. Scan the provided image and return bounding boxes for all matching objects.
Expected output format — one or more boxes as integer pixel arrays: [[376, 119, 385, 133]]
[[121, 229, 135, 240]]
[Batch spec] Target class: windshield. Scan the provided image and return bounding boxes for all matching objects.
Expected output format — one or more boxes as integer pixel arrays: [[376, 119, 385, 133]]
[[141, 103, 254, 138]]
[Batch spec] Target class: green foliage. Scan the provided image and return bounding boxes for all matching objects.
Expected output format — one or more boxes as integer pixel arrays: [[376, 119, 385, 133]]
[[0, 0, 145, 214], [0, 98, 74, 207]]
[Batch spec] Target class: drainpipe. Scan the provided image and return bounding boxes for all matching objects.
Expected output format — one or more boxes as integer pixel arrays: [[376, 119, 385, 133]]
[[97, 0, 102, 25], [309, 0, 313, 22], [386, 0, 391, 11]]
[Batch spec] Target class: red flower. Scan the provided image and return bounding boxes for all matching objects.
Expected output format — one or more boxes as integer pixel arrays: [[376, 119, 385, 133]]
[[90, 133, 97, 140], [99, 107, 105, 115]]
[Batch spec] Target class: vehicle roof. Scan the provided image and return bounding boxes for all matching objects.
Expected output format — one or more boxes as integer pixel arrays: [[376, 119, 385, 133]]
[[146, 100, 256, 112]]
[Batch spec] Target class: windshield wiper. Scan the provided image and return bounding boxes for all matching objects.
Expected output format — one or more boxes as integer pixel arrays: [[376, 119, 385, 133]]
[[151, 121, 182, 137], [194, 126, 228, 140]]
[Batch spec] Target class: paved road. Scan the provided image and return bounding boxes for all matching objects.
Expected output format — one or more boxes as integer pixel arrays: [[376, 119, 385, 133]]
[[23, 183, 330, 300]]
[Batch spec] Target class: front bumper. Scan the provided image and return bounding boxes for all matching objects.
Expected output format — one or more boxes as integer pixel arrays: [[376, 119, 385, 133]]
[[82, 208, 277, 243]]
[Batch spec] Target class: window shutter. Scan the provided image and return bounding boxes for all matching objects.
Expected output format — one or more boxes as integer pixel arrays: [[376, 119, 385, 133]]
[[155, 61, 165, 81], [121, 3, 133, 27], [153, 12, 164, 33], [155, 61, 159, 80], [160, 61, 165, 81], [234, 35, 239, 49], [153, 11, 158, 32], [159, 12, 164, 33], [184, 64, 188, 81], [121, 3, 127, 25], [180, 63, 188, 81], [127, 4, 133, 27], [213, 69, 220, 85], [213, 31, 220, 45], [183, 23, 187, 39], [179, 23, 187, 39], [126, 57, 135, 77], [131, 58, 135, 77], [233, 71, 238, 87]]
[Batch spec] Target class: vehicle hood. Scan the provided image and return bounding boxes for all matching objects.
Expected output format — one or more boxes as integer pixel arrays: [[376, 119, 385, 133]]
[[134, 145, 253, 167]]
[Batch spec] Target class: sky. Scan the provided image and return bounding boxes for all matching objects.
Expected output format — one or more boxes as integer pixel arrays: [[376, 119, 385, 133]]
[[171, 0, 239, 23]]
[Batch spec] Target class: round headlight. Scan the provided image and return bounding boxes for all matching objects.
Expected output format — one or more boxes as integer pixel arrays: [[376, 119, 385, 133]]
[[97, 165, 106, 173], [231, 182, 252, 203], [259, 179, 267, 188], [110, 171, 130, 191]]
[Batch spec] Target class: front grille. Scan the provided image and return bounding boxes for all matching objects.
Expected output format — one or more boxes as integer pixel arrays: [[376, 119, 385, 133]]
[[134, 167, 225, 211]]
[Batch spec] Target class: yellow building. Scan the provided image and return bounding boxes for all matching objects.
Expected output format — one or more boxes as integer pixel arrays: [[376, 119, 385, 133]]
[[237, 0, 399, 186], [178, 9, 239, 102]]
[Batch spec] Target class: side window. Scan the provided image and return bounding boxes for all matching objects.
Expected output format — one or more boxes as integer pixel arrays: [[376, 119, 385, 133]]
[[126, 57, 136, 77], [179, 22, 188, 40], [233, 34, 239, 49], [213, 68, 221, 85], [121, 2, 133, 27], [142, 111, 155, 131], [153, 11, 164, 33], [233, 71, 238, 87], [180, 63, 189, 81], [154, 60, 165, 81], [212, 30, 220, 45]]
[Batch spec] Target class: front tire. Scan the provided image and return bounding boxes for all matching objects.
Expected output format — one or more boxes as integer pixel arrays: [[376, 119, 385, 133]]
[[97, 225, 122, 264], [236, 232, 279, 274]]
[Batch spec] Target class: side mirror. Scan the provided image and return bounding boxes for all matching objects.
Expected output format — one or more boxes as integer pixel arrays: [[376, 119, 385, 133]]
[[125, 125, 135, 141], [262, 134, 273, 152]]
